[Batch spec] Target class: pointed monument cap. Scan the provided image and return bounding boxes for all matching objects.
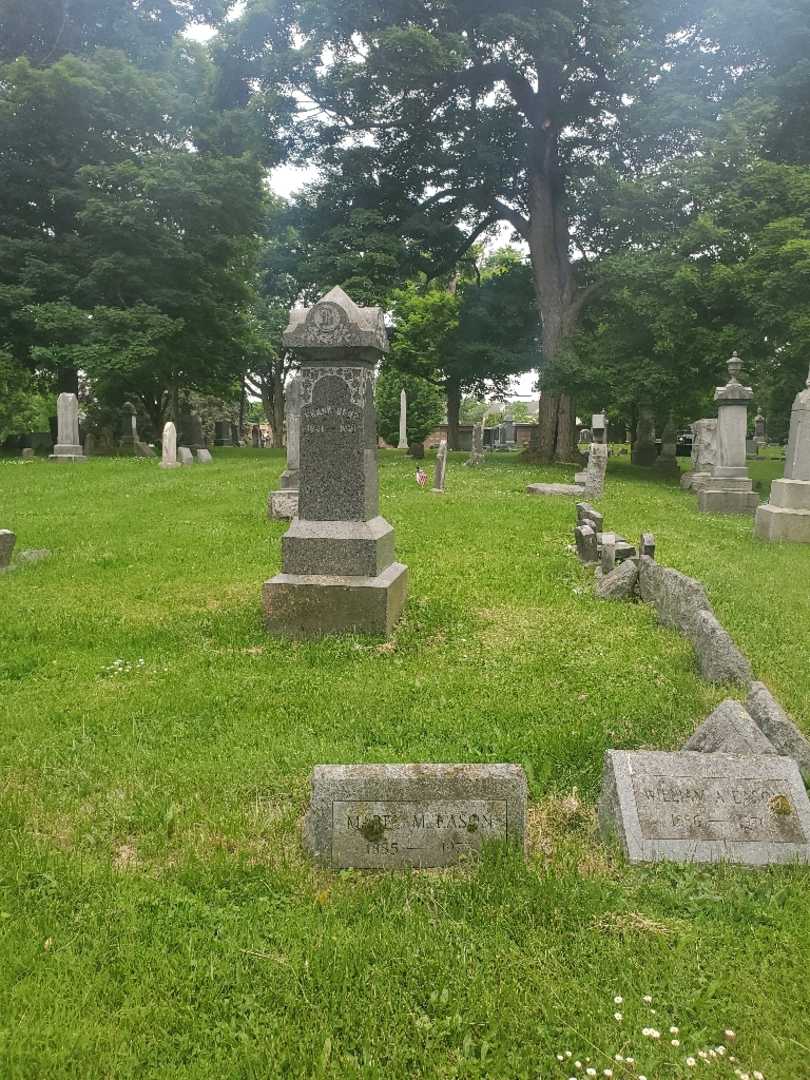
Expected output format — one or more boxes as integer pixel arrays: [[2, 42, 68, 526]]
[[283, 286, 389, 354]]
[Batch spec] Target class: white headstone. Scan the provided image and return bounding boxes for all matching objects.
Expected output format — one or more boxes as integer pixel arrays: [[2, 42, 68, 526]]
[[432, 439, 448, 493], [397, 388, 408, 449], [161, 422, 179, 469], [755, 363, 810, 541], [49, 393, 86, 461], [177, 446, 194, 466]]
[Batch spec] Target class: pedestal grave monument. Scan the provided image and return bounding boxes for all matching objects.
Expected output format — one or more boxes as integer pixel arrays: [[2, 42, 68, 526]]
[[698, 353, 758, 515], [263, 287, 408, 637], [755, 364, 810, 542], [49, 393, 86, 463]]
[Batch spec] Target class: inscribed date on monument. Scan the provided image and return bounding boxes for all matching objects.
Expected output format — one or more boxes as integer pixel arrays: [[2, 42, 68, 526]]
[[599, 750, 810, 866], [331, 799, 508, 868], [303, 764, 527, 870]]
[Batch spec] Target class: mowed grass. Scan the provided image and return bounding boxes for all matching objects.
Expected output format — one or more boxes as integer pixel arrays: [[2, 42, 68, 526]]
[[0, 447, 809, 1079]]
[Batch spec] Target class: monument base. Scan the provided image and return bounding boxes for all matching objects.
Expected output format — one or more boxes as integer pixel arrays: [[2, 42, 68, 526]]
[[263, 561, 408, 638], [268, 489, 299, 520], [755, 479, 810, 542], [527, 482, 585, 497], [697, 487, 759, 514], [49, 443, 87, 463]]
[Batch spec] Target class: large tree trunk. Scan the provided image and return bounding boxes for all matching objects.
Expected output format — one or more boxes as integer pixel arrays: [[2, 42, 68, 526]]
[[446, 376, 462, 450], [524, 170, 581, 464]]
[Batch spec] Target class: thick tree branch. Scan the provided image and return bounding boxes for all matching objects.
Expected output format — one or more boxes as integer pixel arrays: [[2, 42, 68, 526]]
[[493, 200, 530, 239]]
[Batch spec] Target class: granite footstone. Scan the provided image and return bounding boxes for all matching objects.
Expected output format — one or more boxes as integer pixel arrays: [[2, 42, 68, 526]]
[[303, 763, 527, 869], [683, 699, 776, 755], [575, 524, 598, 564], [598, 749, 810, 866]]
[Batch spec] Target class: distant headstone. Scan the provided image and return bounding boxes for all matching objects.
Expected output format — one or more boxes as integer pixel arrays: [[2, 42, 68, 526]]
[[251, 424, 260, 448], [599, 749, 810, 866], [755, 363, 810, 542], [632, 405, 657, 466], [183, 412, 206, 451], [196, 449, 213, 464], [177, 446, 194, 466], [49, 393, 86, 462], [269, 376, 303, 519], [639, 532, 656, 559], [397, 389, 409, 449], [682, 418, 718, 490], [160, 422, 180, 469], [21, 448, 34, 461], [303, 764, 527, 869], [591, 412, 607, 444], [683, 699, 776, 755], [465, 421, 484, 467], [578, 427, 593, 446], [409, 441, 425, 460], [0, 530, 16, 570], [656, 417, 678, 472], [432, 439, 448, 493], [698, 353, 758, 515], [576, 502, 604, 532], [214, 420, 230, 447], [263, 286, 408, 637], [230, 423, 241, 447], [584, 441, 608, 497], [601, 531, 617, 573], [119, 402, 138, 453]]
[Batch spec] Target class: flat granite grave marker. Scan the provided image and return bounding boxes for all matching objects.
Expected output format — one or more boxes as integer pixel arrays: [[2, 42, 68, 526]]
[[304, 764, 527, 869], [599, 749, 810, 866]]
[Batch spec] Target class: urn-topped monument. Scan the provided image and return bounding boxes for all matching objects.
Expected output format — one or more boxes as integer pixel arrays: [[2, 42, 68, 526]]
[[697, 352, 758, 515], [263, 287, 408, 636]]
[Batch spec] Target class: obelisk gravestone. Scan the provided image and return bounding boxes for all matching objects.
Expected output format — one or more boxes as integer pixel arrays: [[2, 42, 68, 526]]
[[432, 439, 448, 493], [263, 287, 408, 637], [397, 389, 408, 449]]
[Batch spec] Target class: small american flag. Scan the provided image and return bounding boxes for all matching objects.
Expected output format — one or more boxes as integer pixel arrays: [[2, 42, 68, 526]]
[[415, 467, 428, 487]]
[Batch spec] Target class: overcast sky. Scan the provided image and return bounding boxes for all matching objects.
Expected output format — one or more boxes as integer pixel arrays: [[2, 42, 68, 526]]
[[183, 15, 537, 397]]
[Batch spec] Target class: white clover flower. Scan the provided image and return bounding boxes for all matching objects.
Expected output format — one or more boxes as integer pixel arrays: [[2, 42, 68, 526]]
[[642, 1028, 660, 1039], [672, 1039, 681, 1047], [614, 1012, 623, 1021], [614, 1055, 624, 1063], [686, 1058, 697, 1068], [699, 1051, 708, 1059], [716, 1046, 727, 1055], [638, 1075, 647, 1080], [614, 995, 623, 1004], [642, 995, 653, 1003], [709, 1049, 718, 1058], [725, 1029, 736, 1040], [557, 1054, 565, 1061], [753, 1073, 764, 1080], [670, 1026, 679, 1034], [586, 1069, 597, 1077], [565, 1051, 573, 1058], [625, 1058, 634, 1065], [603, 1072, 613, 1078], [575, 1062, 582, 1070]]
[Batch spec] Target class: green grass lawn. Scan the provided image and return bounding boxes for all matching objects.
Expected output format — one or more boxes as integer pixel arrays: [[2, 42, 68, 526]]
[[1, 448, 808, 1079]]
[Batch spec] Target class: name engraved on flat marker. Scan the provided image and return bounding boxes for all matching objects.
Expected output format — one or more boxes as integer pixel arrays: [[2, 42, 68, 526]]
[[330, 799, 508, 868], [632, 773, 807, 844]]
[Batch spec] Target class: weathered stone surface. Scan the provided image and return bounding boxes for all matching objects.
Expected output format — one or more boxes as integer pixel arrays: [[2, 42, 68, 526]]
[[698, 488, 759, 515], [177, 446, 194, 467], [21, 448, 34, 460], [195, 449, 213, 464], [614, 540, 637, 562], [0, 530, 16, 569], [601, 531, 617, 574], [576, 503, 604, 531], [683, 699, 776, 755], [584, 442, 608, 497], [49, 392, 86, 461], [465, 421, 484, 467], [656, 417, 679, 471], [575, 523, 598, 564], [637, 556, 713, 633], [265, 287, 407, 637], [527, 482, 584, 497], [686, 610, 753, 686], [746, 683, 810, 772], [268, 489, 298, 520], [599, 749, 810, 865], [398, 388, 408, 449], [280, 375, 302, 489], [690, 419, 718, 480], [432, 439, 447, 493], [595, 558, 638, 600], [160, 422, 180, 469], [264, 561, 408, 638], [17, 548, 50, 564], [303, 763, 527, 869], [698, 353, 757, 515]]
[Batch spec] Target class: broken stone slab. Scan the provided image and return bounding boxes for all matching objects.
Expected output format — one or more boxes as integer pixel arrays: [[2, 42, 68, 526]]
[[576, 502, 604, 531], [0, 530, 15, 570], [639, 532, 656, 559], [303, 763, 527, 869], [601, 531, 617, 573], [686, 610, 753, 686], [574, 524, 598, 564], [598, 749, 810, 866], [683, 699, 776, 755], [746, 683, 810, 773], [614, 540, 637, 563], [595, 558, 638, 600], [637, 555, 713, 633], [527, 482, 584, 497]]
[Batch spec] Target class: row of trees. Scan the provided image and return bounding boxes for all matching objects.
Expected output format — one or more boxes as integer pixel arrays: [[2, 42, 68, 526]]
[[2, 0, 810, 451]]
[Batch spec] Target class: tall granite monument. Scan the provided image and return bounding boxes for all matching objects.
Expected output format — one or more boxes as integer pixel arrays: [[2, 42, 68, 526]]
[[698, 352, 758, 515], [755, 364, 810, 542], [268, 374, 302, 520], [263, 287, 408, 637], [397, 389, 408, 449], [49, 393, 86, 462]]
